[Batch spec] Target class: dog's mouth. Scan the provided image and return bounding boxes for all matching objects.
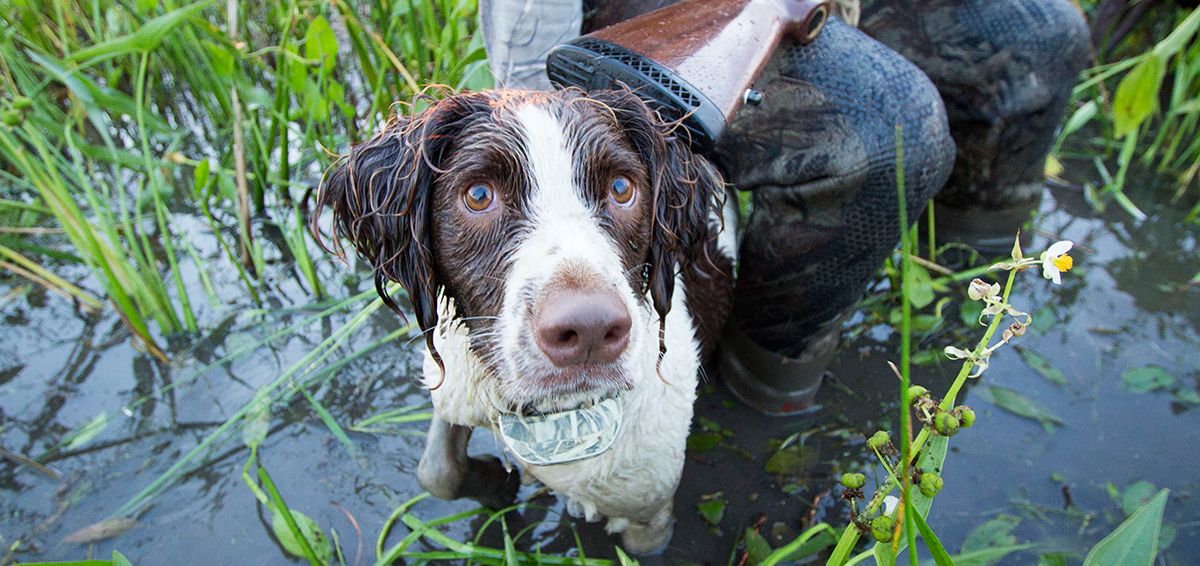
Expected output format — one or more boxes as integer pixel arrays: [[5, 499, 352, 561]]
[[495, 392, 625, 466]]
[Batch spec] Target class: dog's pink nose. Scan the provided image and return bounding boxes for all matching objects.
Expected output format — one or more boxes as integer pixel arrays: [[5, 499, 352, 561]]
[[533, 288, 632, 367]]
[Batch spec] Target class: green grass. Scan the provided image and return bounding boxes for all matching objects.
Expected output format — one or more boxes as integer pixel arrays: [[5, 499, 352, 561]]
[[0, 0, 489, 347]]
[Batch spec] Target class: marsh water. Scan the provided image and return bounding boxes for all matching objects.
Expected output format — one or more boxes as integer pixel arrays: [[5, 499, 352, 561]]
[[2, 162, 1198, 564]]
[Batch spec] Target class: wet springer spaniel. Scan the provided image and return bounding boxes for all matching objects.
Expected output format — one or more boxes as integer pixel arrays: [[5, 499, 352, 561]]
[[316, 88, 735, 553]]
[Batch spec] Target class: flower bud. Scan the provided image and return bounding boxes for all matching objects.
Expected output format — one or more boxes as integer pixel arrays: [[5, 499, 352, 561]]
[[967, 278, 989, 301], [871, 515, 895, 543], [918, 472, 944, 497], [933, 412, 960, 436], [957, 406, 976, 428], [2, 110, 22, 127], [1009, 322, 1027, 337], [841, 472, 866, 489], [907, 385, 929, 400], [867, 431, 890, 451]]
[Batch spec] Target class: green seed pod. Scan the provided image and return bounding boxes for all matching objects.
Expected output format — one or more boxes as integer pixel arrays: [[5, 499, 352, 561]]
[[871, 515, 895, 543], [1, 110, 22, 127], [841, 472, 866, 489], [933, 412, 960, 436], [957, 406, 976, 428], [11, 96, 33, 111], [907, 385, 929, 400], [918, 472, 944, 498], [867, 431, 890, 451]]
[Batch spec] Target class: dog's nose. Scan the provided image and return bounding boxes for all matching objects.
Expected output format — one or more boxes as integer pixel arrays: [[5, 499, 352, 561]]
[[533, 288, 632, 367]]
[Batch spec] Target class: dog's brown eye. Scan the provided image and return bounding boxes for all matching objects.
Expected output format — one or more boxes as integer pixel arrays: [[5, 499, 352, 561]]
[[609, 175, 635, 206], [464, 183, 495, 212]]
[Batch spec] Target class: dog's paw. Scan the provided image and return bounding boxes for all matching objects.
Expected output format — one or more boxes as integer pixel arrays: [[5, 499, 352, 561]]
[[464, 455, 520, 509], [619, 514, 674, 555]]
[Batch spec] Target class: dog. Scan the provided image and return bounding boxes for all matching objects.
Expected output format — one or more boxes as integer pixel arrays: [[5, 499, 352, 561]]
[[315, 87, 735, 553]]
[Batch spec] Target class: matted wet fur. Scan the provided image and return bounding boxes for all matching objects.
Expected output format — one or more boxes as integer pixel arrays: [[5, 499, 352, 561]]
[[314, 87, 734, 554]]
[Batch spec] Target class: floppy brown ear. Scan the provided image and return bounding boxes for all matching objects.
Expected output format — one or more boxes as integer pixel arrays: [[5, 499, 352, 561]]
[[313, 93, 492, 372], [588, 89, 726, 331]]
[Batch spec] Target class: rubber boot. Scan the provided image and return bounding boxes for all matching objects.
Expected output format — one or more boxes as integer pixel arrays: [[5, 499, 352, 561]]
[[719, 314, 842, 416]]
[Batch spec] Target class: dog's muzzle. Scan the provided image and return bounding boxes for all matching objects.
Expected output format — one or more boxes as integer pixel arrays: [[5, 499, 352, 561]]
[[495, 394, 624, 466]]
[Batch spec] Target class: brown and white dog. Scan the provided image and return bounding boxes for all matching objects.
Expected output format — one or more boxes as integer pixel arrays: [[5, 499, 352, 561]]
[[316, 88, 735, 553]]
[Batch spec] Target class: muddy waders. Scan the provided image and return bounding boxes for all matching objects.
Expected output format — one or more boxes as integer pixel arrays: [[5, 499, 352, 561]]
[[479, 0, 1089, 416]]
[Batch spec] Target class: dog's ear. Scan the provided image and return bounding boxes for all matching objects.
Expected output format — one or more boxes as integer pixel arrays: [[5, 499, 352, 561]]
[[313, 93, 489, 373], [588, 89, 725, 330]]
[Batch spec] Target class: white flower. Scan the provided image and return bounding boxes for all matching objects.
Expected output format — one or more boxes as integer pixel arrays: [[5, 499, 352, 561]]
[[944, 345, 990, 378], [968, 278, 1000, 302], [1040, 240, 1074, 284]]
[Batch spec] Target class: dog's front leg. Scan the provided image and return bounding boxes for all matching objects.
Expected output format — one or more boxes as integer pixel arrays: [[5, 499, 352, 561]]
[[417, 415, 520, 509]]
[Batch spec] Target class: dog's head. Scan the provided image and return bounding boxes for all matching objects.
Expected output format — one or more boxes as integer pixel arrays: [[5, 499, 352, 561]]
[[315, 88, 723, 414]]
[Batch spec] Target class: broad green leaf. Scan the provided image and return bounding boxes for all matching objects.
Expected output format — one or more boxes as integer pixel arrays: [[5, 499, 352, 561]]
[[962, 514, 1020, 556], [113, 550, 134, 566], [1121, 366, 1175, 393], [1152, 8, 1200, 58], [1173, 388, 1200, 405], [1083, 488, 1169, 566], [1120, 481, 1158, 516], [1113, 54, 1165, 138], [305, 15, 338, 73], [242, 390, 271, 450], [986, 386, 1063, 432], [686, 431, 722, 452], [615, 545, 641, 566], [907, 263, 936, 309], [743, 527, 774, 564], [271, 509, 333, 564], [1017, 348, 1068, 386], [910, 505, 953, 566], [947, 544, 1035, 566], [69, 1, 211, 63], [697, 494, 726, 525]]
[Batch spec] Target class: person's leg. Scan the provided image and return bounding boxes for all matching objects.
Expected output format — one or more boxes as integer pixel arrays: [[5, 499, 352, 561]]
[[478, 0, 582, 90], [715, 17, 955, 415], [859, 0, 1091, 251]]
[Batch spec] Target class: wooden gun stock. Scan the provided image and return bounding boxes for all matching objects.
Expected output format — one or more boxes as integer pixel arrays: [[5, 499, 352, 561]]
[[547, 0, 829, 152]]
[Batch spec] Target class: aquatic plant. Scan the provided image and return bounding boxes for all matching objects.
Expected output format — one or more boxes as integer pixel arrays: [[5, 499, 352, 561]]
[[0, 0, 489, 351], [1057, 6, 1200, 221]]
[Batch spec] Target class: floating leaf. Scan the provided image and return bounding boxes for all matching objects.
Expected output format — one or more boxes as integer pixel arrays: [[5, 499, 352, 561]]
[[242, 390, 271, 450], [1083, 488, 1168, 566], [697, 493, 726, 526], [961, 514, 1020, 557], [986, 386, 1064, 432], [1113, 54, 1166, 138], [113, 550, 133, 566], [744, 528, 774, 563], [687, 431, 723, 452], [764, 445, 812, 476], [271, 509, 332, 564], [63, 517, 137, 543], [1017, 347, 1068, 386], [1173, 388, 1200, 405], [1121, 366, 1175, 393], [1120, 481, 1158, 516]]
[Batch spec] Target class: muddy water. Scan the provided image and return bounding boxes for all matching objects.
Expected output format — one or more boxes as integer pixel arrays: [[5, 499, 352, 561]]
[[1, 171, 1198, 564]]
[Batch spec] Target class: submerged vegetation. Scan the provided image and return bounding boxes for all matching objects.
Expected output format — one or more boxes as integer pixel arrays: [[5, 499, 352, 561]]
[[1, 0, 1197, 565]]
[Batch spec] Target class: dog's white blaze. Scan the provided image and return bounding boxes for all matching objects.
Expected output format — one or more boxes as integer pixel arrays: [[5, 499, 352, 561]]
[[424, 99, 706, 543]]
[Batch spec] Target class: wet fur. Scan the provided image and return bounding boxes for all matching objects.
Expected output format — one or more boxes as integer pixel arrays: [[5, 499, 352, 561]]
[[314, 88, 733, 553]]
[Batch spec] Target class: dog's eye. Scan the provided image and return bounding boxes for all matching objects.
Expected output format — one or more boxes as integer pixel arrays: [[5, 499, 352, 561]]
[[464, 183, 495, 212], [609, 175, 635, 206]]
